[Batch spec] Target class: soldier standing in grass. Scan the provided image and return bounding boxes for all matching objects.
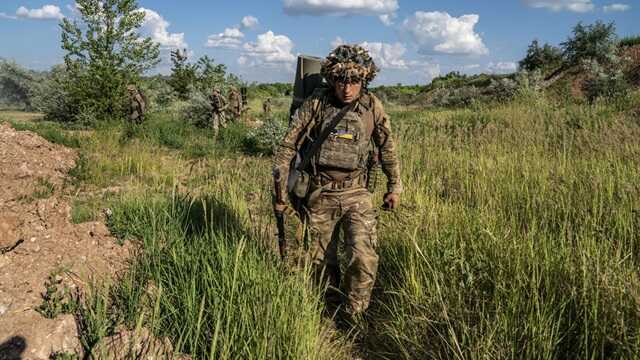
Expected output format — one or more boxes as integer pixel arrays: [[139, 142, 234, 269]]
[[272, 45, 402, 317], [263, 97, 272, 118], [210, 87, 227, 136], [228, 87, 243, 122], [127, 84, 146, 124]]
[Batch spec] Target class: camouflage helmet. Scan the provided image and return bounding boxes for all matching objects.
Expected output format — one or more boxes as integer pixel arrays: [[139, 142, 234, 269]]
[[126, 84, 137, 91], [321, 44, 378, 86]]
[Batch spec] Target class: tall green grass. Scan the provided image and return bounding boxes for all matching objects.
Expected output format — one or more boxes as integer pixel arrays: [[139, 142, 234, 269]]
[[13, 91, 639, 359], [361, 95, 640, 359], [83, 190, 350, 359]]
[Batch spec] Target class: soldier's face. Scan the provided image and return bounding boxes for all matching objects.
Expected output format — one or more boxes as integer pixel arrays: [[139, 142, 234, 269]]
[[334, 80, 362, 104]]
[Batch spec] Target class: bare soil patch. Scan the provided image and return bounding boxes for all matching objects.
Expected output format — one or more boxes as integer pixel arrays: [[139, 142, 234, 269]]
[[0, 122, 130, 359]]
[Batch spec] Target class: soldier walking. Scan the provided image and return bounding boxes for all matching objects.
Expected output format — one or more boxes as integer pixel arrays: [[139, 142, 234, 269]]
[[272, 45, 402, 317], [262, 98, 272, 118], [210, 87, 227, 136], [127, 85, 146, 124]]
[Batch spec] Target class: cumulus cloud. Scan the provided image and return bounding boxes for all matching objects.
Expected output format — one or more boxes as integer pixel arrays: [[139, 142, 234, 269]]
[[523, 0, 595, 12], [16, 5, 64, 20], [402, 11, 488, 56], [603, 3, 631, 12], [242, 31, 296, 63], [487, 61, 517, 74], [206, 27, 245, 49], [361, 42, 407, 69], [283, 0, 398, 16], [241, 15, 259, 29], [139, 8, 187, 49]]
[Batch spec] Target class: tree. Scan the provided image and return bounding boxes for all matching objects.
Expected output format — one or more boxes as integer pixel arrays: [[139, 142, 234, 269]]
[[59, 0, 160, 122], [168, 48, 196, 100], [0, 59, 38, 110], [195, 56, 228, 92], [561, 21, 618, 67], [519, 39, 563, 72]]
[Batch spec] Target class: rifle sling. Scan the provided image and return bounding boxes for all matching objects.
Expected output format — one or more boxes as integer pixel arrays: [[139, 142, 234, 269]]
[[297, 98, 358, 172]]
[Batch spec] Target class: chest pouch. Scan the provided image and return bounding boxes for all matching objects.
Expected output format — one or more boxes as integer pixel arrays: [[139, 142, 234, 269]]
[[316, 110, 371, 171]]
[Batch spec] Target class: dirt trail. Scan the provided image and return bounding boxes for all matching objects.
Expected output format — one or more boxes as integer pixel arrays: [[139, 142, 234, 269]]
[[0, 122, 130, 359]]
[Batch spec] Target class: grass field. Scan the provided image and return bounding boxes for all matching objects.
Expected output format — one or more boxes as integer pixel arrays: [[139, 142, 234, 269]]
[[5, 90, 640, 359]]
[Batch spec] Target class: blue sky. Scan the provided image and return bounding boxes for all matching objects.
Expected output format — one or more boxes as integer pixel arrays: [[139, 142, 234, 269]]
[[0, 0, 638, 84]]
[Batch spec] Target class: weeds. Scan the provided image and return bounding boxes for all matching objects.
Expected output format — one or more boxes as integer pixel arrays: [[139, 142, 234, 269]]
[[18, 177, 56, 202], [36, 271, 79, 319], [71, 199, 98, 224]]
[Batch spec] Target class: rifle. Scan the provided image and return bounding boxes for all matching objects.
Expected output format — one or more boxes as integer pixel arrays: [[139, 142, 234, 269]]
[[273, 169, 287, 260]]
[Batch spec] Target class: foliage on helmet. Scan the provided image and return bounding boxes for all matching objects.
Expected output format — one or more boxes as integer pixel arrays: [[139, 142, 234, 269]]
[[321, 45, 378, 86]]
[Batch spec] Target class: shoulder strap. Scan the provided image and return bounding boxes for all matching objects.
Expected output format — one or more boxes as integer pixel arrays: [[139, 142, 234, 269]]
[[298, 98, 358, 171]]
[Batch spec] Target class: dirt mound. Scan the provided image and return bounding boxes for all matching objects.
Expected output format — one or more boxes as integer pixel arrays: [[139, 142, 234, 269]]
[[0, 122, 131, 359]]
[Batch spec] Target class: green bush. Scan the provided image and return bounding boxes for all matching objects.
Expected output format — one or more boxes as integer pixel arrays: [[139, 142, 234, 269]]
[[562, 21, 618, 67], [243, 115, 288, 155], [519, 39, 563, 72], [582, 59, 630, 102], [619, 35, 640, 48]]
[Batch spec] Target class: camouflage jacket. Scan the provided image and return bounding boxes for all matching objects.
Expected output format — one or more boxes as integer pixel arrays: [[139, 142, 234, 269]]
[[129, 93, 145, 119], [210, 93, 226, 112], [273, 89, 402, 199], [229, 91, 242, 109]]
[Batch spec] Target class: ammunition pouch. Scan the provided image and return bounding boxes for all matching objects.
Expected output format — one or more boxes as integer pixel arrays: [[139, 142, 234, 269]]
[[288, 168, 311, 199]]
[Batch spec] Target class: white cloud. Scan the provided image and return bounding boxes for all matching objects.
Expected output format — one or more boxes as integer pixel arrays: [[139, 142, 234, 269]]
[[237, 56, 249, 65], [241, 15, 259, 29], [16, 5, 64, 20], [283, 0, 398, 16], [417, 62, 441, 82], [206, 27, 245, 49], [139, 8, 187, 49], [603, 3, 631, 12], [487, 61, 517, 74], [379, 13, 395, 26], [360, 42, 407, 69], [402, 11, 488, 56], [243, 31, 296, 63], [523, 0, 595, 12], [0, 12, 18, 20]]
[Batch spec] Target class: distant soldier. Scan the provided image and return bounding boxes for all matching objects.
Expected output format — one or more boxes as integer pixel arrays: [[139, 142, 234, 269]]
[[228, 87, 243, 121], [127, 85, 146, 124], [210, 88, 227, 136], [262, 98, 272, 117]]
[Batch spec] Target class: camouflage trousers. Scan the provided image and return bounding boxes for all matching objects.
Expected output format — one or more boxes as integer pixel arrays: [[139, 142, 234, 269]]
[[211, 111, 226, 135], [305, 188, 379, 314]]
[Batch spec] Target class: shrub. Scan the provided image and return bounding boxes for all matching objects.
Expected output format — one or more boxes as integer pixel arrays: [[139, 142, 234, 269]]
[[0, 59, 39, 110], [519, 39, 563, 72], [619, 35, 640, 48], [561, 21, 618, 67], [582, 59, 630, 103], [184, 90, 212, 128], [244, 116, 288, 155], [484, 78, 519, 102], [59, 0, 160, 123]]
